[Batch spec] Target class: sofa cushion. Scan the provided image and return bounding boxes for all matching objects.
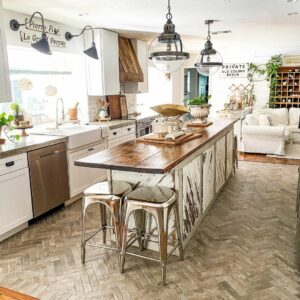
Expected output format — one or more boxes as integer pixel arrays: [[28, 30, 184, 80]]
[[245, 114, 258, 125], [289, 108, 300, 126], [258, 114, 271, 126], [268, 108, 289, 126]]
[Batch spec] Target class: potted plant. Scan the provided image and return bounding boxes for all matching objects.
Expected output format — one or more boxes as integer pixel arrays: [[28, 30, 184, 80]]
[[186, 95, 212, 124], [0, 112, 19, 144], [10, 103, 23, 125]]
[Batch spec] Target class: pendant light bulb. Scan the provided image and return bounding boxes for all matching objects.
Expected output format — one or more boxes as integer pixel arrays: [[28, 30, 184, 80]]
[[149, 0, 189, 74]]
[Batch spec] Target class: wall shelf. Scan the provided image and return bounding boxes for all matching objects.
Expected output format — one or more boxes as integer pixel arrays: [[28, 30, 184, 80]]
[[271, 66, 300, 108]]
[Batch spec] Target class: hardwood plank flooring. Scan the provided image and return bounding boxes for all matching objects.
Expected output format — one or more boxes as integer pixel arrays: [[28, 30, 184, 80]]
[[0, 161, 299, 299], [239, 152, 300, 166]]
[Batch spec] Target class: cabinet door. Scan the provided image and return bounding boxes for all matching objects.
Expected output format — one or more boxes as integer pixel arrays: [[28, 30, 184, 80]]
[[226, 130, 234, 178], [0, 6, 11, 103], [68, 143, 106, 197], [215, 136, 226, 193], [0, 168, 32, 235], [85, 29, 120, 96]]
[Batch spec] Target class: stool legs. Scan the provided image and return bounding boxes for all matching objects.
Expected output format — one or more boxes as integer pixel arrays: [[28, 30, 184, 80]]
[[155, 207, 170, 286], [133, 210, 145, 251], [120, 201, 184, 286], [174, 204, 184, 261], [81, 196, 87, 264], [100, 205, 107, 244]]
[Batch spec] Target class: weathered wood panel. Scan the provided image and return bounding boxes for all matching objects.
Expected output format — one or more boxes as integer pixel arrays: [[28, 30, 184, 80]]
[[226, 130, 234, 178], [182, 156, 202, 238], [215, 136, 226, 193], [202, 145, 215, 212]]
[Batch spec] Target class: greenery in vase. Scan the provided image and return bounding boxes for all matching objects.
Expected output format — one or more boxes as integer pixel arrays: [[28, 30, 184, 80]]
[[0, 112, 20, 142], [185, 95, 212, 106]]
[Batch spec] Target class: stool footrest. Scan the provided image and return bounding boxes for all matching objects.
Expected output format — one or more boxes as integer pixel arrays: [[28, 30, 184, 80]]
[[84, 225, 115, 244]]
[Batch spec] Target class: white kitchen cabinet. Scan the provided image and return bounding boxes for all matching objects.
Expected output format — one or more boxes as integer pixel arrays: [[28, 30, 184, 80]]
[[108, 124, 136, 148], [0, 2, 12, 103], [0, 153, 32, 241], [85, 29, 120, 96], [124, 39, 148, 94], [68, 141, 107, 197]]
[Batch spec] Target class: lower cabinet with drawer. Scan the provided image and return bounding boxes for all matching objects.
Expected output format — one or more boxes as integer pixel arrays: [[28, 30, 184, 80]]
[[108, 124, 136, 148], [68, 141, 107, 198], [0, 153, 33, 241]]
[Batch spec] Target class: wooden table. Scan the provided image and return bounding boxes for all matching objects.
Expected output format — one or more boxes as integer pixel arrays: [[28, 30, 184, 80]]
[[75, 118, 239, 249]]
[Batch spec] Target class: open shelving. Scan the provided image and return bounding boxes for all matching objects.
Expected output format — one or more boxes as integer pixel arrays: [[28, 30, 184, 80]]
[[272, 66, 300, 108]]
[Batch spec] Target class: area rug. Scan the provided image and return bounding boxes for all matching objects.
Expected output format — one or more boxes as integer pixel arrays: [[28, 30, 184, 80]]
[[267, 144, 300, 160]]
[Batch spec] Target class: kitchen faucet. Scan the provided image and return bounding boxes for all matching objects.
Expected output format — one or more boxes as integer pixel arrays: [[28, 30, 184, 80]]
[[55, 97, 65, 129]]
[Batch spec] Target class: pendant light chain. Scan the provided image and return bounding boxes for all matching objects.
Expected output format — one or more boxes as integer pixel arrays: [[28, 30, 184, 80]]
[[166, 0, 172, 20], [207, 22, 211, 41]]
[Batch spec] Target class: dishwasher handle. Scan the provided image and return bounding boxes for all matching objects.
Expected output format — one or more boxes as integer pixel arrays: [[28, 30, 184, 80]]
[[40, 150, 63, 158]]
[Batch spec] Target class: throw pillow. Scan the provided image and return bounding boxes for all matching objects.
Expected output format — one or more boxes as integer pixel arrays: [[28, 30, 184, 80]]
[[258, 114, 271, 126], [245, 114, 258, 126]]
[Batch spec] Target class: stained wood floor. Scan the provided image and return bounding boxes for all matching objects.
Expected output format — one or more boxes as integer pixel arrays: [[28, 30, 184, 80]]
[[0, 162, 299, 300]]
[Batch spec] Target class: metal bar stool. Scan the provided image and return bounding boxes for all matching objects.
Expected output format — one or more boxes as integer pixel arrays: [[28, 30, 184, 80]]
[[296, 167, 300, 220], [233, 134, 238, 174], [81, 180, 132, 263], [120, 186, 184, 286]]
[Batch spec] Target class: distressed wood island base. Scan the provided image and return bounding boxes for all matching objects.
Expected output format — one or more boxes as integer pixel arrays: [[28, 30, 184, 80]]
[[75, 118, 238, 250]]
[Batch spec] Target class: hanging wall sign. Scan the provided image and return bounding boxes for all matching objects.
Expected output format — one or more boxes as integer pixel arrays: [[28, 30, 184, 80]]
[[220, 63, 248, 78], [18, 17, 66, 48]]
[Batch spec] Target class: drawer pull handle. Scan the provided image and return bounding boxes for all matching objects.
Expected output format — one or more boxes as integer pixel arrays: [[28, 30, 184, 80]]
[[113, 132, 117, 135], [88, 147, 94, 152], [127, 128, 131, 131], [6, 161, 15, 167]]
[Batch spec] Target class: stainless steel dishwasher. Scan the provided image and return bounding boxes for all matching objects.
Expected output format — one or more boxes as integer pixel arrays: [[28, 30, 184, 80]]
[[28, 143, 70, 217]]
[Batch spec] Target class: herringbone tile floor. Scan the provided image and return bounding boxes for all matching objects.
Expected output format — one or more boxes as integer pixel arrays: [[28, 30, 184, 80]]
[[0, 162, 299, 300]]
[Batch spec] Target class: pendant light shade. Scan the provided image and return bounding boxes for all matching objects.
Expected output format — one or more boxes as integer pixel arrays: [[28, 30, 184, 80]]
[[195, 20, 223, 76], [31, 32, 52, 55], [149, 0, 189, 74], [10, 12, 52, 55], [83, 42, 99, 60], [65, 25, 99, 60]]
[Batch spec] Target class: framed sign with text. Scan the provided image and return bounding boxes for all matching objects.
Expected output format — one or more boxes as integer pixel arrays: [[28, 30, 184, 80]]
[[220, 63, 248, 78]]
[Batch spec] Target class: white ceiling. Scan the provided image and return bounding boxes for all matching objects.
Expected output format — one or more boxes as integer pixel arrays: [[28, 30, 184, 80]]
[[3, 0, 300, 57]]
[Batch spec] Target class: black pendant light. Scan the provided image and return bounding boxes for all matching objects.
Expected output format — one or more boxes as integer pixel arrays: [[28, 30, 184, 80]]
[[65, 25, 99, 60], [195, 20, 223, 76], [10, 12, 52, 55], [149, 0, 189, 74]]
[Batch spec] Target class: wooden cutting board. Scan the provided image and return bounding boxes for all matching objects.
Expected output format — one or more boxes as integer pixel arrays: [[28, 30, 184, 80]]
[[139, 132, 202, 145], [107, 95, 122, 119], [186, 121, 213, 128]]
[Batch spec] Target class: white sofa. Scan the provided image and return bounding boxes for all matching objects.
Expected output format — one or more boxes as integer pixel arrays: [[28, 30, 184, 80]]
[[241, 107, 300, 155]]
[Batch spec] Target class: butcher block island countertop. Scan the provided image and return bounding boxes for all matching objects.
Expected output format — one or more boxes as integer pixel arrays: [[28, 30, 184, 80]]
[[75, 117, 239, 249], [75, 118, 238, 174]]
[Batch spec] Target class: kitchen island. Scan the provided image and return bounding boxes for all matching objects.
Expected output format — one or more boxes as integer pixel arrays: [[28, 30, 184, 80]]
[[75, 118, 238, 246]]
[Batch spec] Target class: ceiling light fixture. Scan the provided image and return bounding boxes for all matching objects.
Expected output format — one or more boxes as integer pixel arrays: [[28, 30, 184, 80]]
[[79, 12, 89, 17], [195, 20, 223, 76], [148, 0, 189, 74], [65, 25, 99, 60], [286, 0, 298, 3], [10, 12, 52, 55], [288, 11, 298, 15]]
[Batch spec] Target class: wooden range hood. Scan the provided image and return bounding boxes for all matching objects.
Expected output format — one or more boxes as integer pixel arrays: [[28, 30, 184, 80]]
[[119, 36, 144, 83]]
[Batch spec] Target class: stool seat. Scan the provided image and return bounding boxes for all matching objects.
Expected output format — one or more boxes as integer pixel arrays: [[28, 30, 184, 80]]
[[84, 181, 132, 197], [126, 186, 175, 203]]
